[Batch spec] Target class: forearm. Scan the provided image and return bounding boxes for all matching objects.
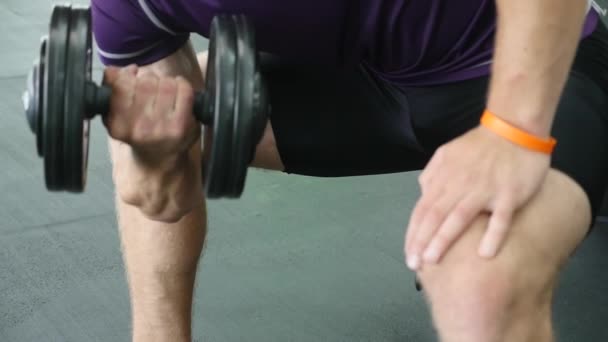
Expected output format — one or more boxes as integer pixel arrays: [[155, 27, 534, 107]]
[[110, 41, 207, 342], [486, 0, 589, 136], [111, 40, 208, 223], [111, 138, 206, 341], [118, 141, 204, 223], [116, 191, 206, 342]]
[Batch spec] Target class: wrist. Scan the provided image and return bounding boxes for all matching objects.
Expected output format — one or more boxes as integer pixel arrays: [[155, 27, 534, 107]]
[[131, 147, 189, 173], [118, 149, 202, 222], [486, 85, 555, 138], [479, 109, 557, 154], [485, 105, 553, 138]]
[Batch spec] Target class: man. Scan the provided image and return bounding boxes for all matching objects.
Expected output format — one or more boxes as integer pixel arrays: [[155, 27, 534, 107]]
[[92, 0, 608, 341]]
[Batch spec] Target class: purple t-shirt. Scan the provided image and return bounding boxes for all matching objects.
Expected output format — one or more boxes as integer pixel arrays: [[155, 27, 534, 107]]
[[92, 0, 599, 86]]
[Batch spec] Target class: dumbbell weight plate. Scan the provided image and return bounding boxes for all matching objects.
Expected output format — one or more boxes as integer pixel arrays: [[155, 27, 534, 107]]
[[26, 5, 268, 198], [43, 5, 71, 191], [23, 35, 47, 157], [229, 14, 257, 197], [62, 6, 93, 192], [204, 15, 237, 198], [204, 14, 268, 198], [36, 38, 47, 158]]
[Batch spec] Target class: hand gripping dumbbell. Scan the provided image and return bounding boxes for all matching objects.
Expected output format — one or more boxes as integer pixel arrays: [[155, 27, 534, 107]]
[[22, 4, 269, 198]]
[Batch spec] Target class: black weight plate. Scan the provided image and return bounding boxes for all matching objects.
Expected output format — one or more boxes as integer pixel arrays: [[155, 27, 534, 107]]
[[23, 36, 47, 157], [36, 37, 48, 157], [62, 6, 92, 192], [204, 15, 237, 198], [43, 5, 71, 191], [228, 14, 257, 197]]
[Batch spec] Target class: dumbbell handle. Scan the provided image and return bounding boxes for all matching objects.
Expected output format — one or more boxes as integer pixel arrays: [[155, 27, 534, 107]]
[[83, 81, 213, 124]]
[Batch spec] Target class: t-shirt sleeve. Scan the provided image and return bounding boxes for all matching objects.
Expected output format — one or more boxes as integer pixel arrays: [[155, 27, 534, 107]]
[[91, 0, 190, 66]]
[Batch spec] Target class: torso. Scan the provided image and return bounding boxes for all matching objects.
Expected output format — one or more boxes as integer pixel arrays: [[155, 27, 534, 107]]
[[146, 0, 600, 86]]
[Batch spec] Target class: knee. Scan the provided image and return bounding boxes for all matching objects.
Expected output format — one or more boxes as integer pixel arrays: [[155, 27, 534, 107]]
[[417, 239, 551, 341], [415, 170, 590, 341], [421, 261, 520, 336]]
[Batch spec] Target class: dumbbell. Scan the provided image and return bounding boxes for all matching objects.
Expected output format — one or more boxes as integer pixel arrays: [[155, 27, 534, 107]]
[[22, 4, 269, 198]]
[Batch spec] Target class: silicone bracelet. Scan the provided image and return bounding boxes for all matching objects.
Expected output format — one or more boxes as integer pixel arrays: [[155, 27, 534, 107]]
[[480, 110, 557, 154]]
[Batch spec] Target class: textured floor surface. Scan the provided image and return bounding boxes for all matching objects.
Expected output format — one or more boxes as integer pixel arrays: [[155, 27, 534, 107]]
[[1, 1, 608, 341]]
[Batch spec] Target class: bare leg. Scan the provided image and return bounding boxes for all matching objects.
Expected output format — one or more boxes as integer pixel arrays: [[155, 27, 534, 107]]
[[416, 169, 591, 342]]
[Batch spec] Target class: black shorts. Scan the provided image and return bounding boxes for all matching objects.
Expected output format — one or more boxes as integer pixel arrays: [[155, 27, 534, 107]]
[[263, 23, 608, 220]]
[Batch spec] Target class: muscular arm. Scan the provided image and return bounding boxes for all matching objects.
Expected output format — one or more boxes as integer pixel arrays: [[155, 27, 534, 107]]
[[486, 0, 590, 137], [108, 42, 207, 342], [405, 0, 594, 268]]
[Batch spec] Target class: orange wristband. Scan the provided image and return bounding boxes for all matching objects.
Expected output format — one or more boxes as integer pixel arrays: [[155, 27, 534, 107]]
[[480, 110, 557, 154]]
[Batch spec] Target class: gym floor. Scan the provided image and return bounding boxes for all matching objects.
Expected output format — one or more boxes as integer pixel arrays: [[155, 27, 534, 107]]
[[1, 1, 608, 341]]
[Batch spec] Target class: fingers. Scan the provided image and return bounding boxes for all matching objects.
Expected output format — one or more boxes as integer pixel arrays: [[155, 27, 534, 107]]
[[174, 76, 195, 118], [478, 195, 515, 258], [417, 146, 445, 193], [102, 64, 200, 170], [422, 191, 488, 264], [128, 74, 160, 142], [104, 65, 139, 141], [133, 73, 160, 116], [406, 151, 444, 252], [155, 77, 178, 119], [405, 185, 462, 270], [174, 76, 197, 141]]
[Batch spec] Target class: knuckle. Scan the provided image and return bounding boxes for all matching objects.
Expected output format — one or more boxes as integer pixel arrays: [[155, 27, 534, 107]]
[[452, 205, 471, 223], [176, 75, 190, 86], [159, 77, 177, 95], [433, 233, 450, 249], [412, 235, 429, 251], [426, 206, 444, 223], [132, 119, 154, 142], [137, 75, 159, 94], [114, 76, 135, 96], [177, 77, 194, 95]]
